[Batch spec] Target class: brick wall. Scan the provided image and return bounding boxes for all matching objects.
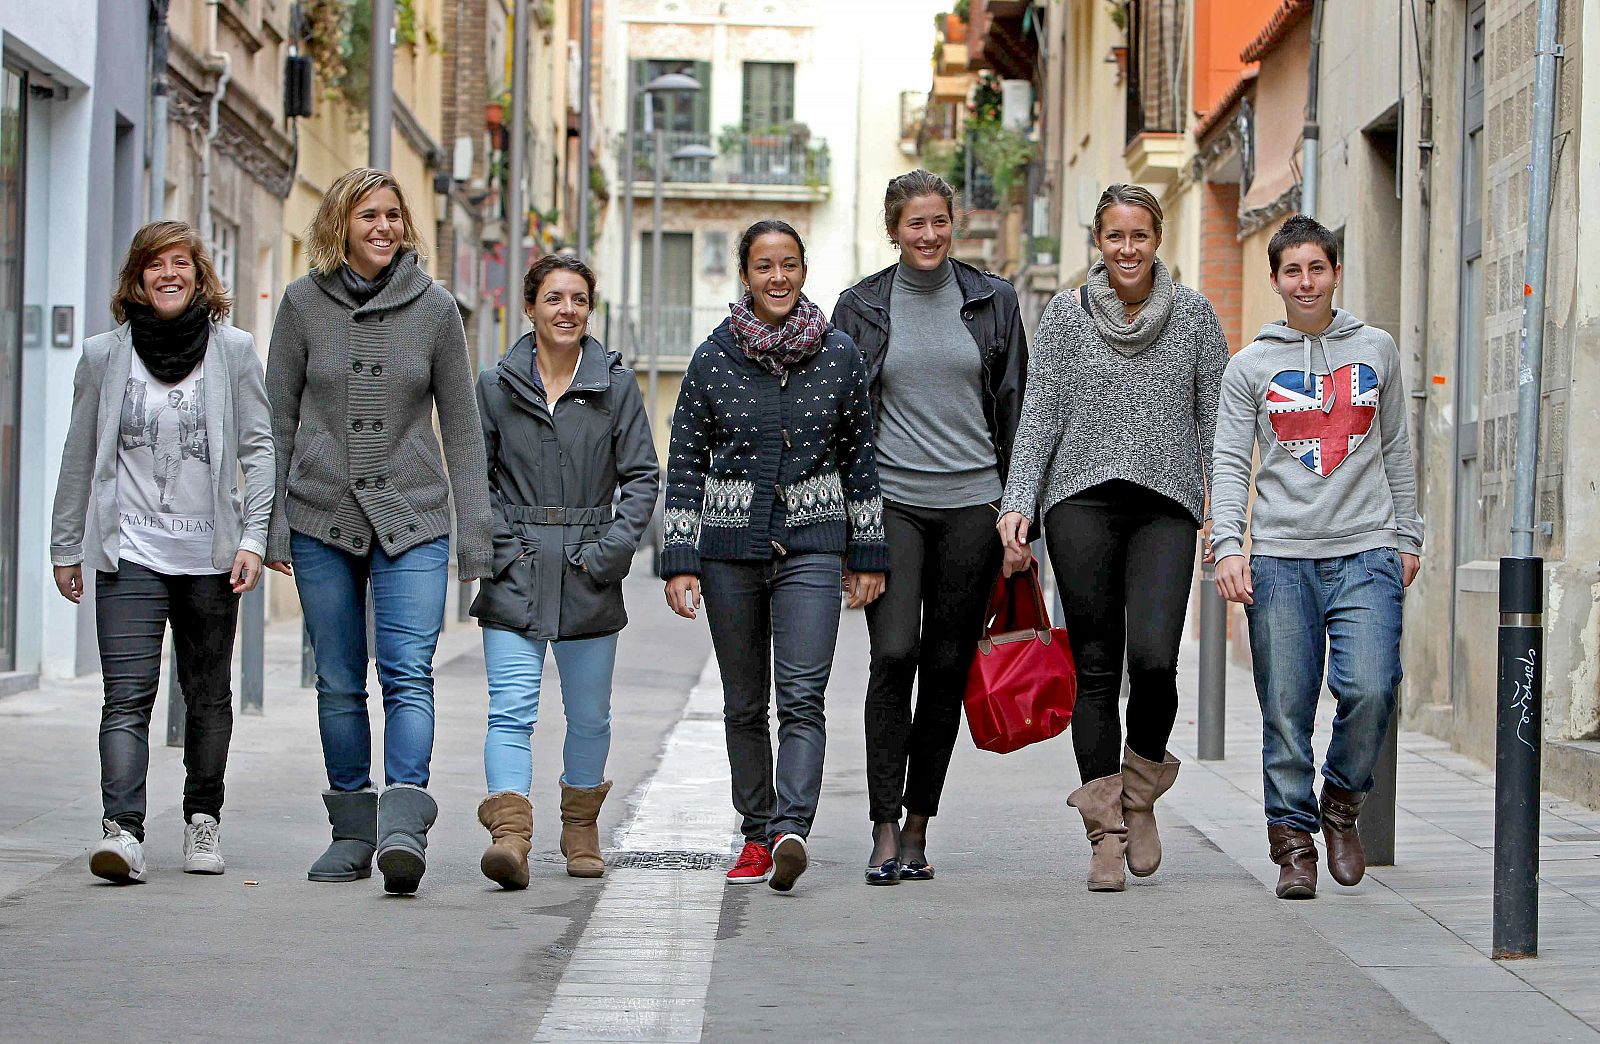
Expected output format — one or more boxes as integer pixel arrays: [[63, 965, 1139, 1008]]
[[438, 0, 490, 296], [1198, 180, 1244, 353]]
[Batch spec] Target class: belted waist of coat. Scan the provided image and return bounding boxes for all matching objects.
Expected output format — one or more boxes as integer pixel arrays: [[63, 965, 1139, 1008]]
[[502, 504, 615, 525]]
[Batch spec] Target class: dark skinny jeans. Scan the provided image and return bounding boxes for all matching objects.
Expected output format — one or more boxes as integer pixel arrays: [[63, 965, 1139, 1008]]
[[864, 501, 1002, 822], [96, 561, 240, 841], [1043, 490, 1196, 782]]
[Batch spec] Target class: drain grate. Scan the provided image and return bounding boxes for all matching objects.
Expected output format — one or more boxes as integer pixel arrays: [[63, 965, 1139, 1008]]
[[606, 849, 731, 870]]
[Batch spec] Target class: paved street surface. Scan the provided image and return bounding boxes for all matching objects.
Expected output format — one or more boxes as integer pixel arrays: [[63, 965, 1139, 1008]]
[[1, 571, 1597, 1042]]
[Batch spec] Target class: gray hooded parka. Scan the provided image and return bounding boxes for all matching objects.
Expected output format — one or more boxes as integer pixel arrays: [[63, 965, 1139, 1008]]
[[469, 332, 659, 641]]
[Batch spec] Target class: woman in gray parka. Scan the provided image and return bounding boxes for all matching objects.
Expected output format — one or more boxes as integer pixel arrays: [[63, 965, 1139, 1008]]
[[471, 254, 659, 889]]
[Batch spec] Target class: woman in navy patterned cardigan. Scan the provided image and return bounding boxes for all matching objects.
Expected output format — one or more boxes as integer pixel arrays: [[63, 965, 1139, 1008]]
[[663, 220, 888, 893]]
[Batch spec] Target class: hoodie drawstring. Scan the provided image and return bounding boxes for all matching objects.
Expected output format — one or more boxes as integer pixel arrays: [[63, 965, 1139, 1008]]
[[1302, 333, 1338, 414]]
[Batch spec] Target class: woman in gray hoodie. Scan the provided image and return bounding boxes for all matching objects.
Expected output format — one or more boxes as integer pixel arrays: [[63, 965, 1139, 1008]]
[[998, 184, 1228, 893]]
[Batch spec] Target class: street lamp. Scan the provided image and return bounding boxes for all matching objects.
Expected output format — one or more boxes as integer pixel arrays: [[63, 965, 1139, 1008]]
[[617, 72, 705, 372]]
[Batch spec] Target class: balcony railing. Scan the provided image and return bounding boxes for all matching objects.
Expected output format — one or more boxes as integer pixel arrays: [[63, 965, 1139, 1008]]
[[619, 130, 831, 190], [609, 305, 732, 366]]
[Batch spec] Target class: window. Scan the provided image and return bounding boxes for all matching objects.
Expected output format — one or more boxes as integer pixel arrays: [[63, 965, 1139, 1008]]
[[210, 215, 237, 293], [637, 231, 694, 355], [741, 62, 794, 131], [631, 59, 710, 137]]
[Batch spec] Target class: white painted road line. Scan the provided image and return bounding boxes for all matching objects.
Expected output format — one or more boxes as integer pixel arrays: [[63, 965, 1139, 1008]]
[[532, 655, 736, 1043]]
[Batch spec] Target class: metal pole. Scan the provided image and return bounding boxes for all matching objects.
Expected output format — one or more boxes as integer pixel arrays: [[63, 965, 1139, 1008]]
[[1300, 0, 1324, 216], [1359, 688, 1399, 865], [458, 579, 474, 622], [647, 122, 664, 427], [1196, 563, 1226, 760], [301, 624, 316, 688], [165, 645, 184, 747], [576, 0, 593, 261], [148, 0, 170, 220], [505, 0, 530, 346], [619, 87, 637, 362], [368, 0, 395, 170], [1495, 557, 1543, 959], [1493, 0, 1561, 961], [239, 586, 264, 714]]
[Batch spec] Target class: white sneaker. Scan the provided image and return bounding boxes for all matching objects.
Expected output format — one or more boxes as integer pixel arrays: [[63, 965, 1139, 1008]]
[[90, 819, 148, 883], [183, 814, 226, 875]]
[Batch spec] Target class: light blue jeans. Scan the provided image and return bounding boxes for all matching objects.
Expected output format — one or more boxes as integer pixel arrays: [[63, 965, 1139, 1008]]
[[482, 627, 618, 794], [1244, 549, 1405, 834], [292, 530, 449, 791]]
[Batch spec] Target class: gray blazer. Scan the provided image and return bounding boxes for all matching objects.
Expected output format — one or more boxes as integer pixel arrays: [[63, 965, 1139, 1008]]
[[50, 322, 276, 573]]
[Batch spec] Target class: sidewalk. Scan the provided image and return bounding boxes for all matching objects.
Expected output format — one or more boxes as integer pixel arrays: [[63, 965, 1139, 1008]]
[[1165, 634, 1600, 1040]]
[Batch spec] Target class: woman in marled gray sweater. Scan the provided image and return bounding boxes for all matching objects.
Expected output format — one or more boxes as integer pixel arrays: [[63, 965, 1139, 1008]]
[[264, 168, 490, 896], [998, 184, 1227, 893]]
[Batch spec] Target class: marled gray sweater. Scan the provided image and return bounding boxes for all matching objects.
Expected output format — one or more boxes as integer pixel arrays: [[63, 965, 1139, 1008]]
[[1000, 283, 1227, 525], [264, 253, 492, 578]]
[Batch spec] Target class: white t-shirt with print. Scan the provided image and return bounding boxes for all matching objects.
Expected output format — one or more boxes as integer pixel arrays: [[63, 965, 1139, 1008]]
[[116, 354, 217, 575]]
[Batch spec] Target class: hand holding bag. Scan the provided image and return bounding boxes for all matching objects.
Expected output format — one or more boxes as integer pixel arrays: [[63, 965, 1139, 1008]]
[[963, 560, 1077, 754]]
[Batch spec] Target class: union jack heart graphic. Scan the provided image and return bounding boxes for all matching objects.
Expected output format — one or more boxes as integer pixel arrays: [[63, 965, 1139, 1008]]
[[1265, 363, 1379, 477]]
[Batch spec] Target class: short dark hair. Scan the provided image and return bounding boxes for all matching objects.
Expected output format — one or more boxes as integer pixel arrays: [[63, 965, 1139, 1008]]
[[1268, 214, 1339, 274], [737, 220, 806, 276], [523, 253, 595, 304]]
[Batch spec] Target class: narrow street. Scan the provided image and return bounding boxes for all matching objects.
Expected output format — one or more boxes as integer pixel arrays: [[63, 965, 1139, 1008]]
[[5, 570, 1597, 1041]]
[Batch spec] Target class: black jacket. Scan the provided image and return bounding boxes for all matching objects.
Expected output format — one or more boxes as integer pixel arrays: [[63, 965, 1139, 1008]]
[[470, 333, 659, 641], [830, 258, 1029, 487]]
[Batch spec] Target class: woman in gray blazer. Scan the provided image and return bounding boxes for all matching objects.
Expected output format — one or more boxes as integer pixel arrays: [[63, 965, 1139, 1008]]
[[50, 220, 275, 885], [264, 168, 491, 895]]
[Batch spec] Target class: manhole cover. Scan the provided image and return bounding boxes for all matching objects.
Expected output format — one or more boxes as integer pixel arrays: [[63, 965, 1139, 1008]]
[[607, 849, 731, 870]]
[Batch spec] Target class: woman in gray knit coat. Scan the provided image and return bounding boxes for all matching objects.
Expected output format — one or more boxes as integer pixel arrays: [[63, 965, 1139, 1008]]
[[264, 168, 492, 895], [998, 184, 1227, 893]]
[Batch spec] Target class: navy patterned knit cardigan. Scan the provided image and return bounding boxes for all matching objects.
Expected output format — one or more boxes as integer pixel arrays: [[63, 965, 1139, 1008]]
[[662, 319, 889, 578]]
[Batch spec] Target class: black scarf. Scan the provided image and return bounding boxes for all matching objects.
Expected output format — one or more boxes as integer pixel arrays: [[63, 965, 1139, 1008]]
[[126, 299, 212, 383], [339, 255, 403, 304]]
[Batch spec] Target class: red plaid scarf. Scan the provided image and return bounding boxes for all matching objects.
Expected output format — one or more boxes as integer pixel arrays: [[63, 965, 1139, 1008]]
[[728, 293, 828, 377]]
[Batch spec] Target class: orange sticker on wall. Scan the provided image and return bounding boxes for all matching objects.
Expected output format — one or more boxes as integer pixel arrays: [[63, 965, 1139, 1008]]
[[1432, 375, 1448, 385], [1525, 283, 1534, 296]]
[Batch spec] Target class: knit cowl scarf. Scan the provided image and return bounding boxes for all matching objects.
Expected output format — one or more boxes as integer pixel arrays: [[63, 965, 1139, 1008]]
[[728, 293, 828, 377], [125, 298, 212, 383], [1084, 256, 1176, 357]]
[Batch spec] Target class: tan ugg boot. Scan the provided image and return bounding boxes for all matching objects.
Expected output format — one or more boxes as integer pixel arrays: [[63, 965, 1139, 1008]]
[[1067, 774, 1128, 892], [559, 781, 612, 879], [478, 792, 533, 890], [1121, 746, 1181, 877]]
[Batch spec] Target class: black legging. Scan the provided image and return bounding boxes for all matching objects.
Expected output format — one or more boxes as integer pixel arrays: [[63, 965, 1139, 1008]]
[[1043, 489, 1196, 781], [864, 501, 1003, 822]]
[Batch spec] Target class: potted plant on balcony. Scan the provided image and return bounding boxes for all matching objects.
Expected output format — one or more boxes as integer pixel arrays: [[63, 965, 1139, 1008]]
[[485, 88, 508, 129], [942, 10, 967, 43]]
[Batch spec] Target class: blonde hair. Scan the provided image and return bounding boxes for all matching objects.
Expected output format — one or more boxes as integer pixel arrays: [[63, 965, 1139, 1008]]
[[111, 220, 232, 323], [304, 167, 428, 274], [1092, 183, 1164, 237]]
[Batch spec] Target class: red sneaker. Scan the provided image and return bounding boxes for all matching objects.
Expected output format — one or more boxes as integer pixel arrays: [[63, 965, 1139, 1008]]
[[769, 832, 809, 892], [727, 841, 772, 884]]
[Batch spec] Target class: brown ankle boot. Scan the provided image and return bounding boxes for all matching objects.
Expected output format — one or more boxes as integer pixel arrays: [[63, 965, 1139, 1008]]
[[478, 792, 533, 889], [1120, 746, 1180, 877], [559, 780, 611, 879], [1268, 824, 1317, 899], [1067, 774, 1127, 892], [1319, 783, 1368, 886]]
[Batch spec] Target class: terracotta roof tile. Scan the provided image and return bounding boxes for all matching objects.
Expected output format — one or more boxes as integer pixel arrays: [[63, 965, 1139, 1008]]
[[1194, 66, 1259, 141], [1240, 0, 1314, 63]]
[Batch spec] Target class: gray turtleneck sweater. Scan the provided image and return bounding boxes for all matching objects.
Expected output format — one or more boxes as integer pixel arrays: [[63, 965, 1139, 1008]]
[[875, 260, 1002, 508]]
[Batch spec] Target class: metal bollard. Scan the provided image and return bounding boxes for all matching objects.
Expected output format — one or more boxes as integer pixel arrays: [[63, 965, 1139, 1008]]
[[301, 623, 316, 688], [1197, 563, 1227, 760], [1493, 555, 1543, 959], [165, 643, 184, 747], [458, 578, 474, 622], [1359, 686, 1399, 866], [239, 585, 264, 714]]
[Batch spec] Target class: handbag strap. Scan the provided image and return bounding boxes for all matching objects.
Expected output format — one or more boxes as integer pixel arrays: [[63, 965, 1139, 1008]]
[[984, 560, 1051, 636]]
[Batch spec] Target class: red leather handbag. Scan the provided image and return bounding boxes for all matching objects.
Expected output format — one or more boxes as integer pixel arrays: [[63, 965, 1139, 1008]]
[[963, 561, 1077, 754]]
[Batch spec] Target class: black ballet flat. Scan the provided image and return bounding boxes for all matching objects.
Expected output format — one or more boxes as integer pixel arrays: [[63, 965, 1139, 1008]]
[[899, 859, 934, 881], [864, 857, 902, 885]]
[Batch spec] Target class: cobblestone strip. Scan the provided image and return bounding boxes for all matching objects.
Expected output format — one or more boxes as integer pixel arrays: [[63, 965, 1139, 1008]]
[[532, 656, 735, 1043]]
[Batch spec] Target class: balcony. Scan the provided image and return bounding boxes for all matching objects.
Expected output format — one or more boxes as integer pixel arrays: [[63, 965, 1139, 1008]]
[[608, 305, 730, 371], [619, 130, 831, 204]]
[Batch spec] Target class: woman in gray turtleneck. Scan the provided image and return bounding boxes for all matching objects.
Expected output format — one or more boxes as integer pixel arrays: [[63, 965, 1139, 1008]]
[[831, 170, 1030, 885]]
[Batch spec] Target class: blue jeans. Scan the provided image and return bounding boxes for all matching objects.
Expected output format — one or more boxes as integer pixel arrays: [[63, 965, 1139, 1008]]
[[701, 553, 842, 844], [292, 530, 449, 791], [1244, 549, 1405, 833], [482, 627, 618, 794]]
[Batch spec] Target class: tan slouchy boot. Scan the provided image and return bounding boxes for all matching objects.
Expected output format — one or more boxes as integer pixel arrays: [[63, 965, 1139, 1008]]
[[1121, 746, 1181, 877], [1067, 774, 1128, 892], [478, 792, 533, 890], [559, 781, 612, 878]]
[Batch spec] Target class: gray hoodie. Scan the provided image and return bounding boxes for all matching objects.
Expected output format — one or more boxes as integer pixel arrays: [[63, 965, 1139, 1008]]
[[1210, 309, 1423, 561]]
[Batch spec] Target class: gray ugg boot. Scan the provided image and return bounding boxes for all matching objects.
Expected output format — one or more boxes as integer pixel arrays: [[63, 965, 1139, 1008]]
[[376, 784, 438, 895], [308, 788, 378, 882]]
